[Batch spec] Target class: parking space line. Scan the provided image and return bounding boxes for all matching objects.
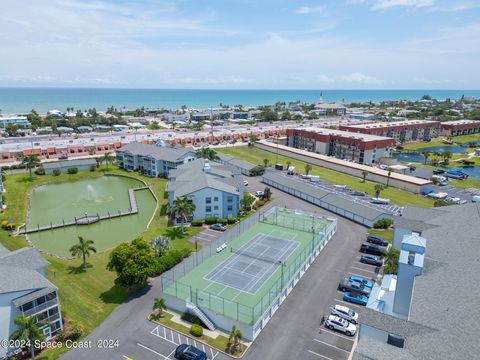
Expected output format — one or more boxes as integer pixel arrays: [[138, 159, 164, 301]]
[[334, 298, 364, 310], [177, 333, 181, 344], [308, 350, 334, 360], [350, 266, 377, 274], [137, 343, 171, 360], [314, 339, 351, 353], [320, 328, 356, 341]]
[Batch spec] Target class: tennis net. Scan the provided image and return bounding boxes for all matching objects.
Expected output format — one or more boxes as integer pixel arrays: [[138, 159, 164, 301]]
[[231, 248, 282, 265]]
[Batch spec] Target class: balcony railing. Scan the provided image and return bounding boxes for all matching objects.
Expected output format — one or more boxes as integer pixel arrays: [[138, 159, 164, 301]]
[[23, 298, 58, 317]]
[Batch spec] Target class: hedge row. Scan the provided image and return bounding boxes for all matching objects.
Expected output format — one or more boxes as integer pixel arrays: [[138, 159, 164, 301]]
[[191, 216, 238, 226]]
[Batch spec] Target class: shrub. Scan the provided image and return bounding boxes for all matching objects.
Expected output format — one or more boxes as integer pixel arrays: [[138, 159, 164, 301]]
[[204, 217, 218, 225], [190, 324, 203, 337], [154, 248, 192, 275], [462, 159, 475, 165], [227, 216, 237, 224], [67, 167, 78, 174], [52, 168, 61, 176], [181, 313, 205, 327], [62, 320, 85, 341], [34, 167, 45, 175], [218, 219, 228, 225], [190, 220, 203, 227], [89, 164, 96, 172], [434, 199, 456, 207], [373, 218, 393, 229]]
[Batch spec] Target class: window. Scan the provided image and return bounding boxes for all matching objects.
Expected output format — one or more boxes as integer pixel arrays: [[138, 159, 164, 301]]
[[36, 296, 46, 306], [214, 205, 219, 210], [206, 206, 212, 213], [206, 197, 211, 204], [227, 205, 233, 211], [48, 307, 59, 317], [22, 301, 34, 312], [227, 196, 233, 203], [214, 197, 219, 202]]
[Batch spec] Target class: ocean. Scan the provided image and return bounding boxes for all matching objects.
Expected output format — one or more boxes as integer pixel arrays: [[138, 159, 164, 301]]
[[0, 88, 479, 114]]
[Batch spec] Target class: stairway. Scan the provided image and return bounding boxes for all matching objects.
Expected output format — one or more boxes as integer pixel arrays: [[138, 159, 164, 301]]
[[186, 299, 216, 331]]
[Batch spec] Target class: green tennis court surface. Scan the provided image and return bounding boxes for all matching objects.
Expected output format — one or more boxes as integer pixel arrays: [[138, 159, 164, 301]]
[[163, 209, 334, 325]]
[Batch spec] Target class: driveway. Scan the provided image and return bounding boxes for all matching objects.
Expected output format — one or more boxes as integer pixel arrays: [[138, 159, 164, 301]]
[[61, 175, 367, 360]]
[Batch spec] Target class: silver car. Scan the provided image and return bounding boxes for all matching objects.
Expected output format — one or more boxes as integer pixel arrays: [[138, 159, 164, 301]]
[[331, 305, 359, 324], [325, 315, 357, 336]]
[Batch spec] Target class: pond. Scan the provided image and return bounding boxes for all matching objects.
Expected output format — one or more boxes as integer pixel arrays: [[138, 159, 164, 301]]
[[417, 145, 469, 154], [27, 176, 156, 257], [449, 166, 480, 179], [392, 152, 426, 164]]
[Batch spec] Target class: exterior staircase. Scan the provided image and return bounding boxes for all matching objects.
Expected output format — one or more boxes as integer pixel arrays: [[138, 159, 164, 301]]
[[186, 299, 216, 331]]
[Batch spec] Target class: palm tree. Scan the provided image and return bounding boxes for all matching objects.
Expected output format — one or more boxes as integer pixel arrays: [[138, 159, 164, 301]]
[[18, 154, 40, 180], [228, 325, 243, 354], [101, 152, 114, 170], [304, 164, 312, 175], [374, 184, 385, 199], [167, 196, 196, 233], [263, 158, 269, 168], [443, 150, 452, 164], [286, 160, 291, 170], [196, 147, 219, 161], [69, 236, 97, 270], [152, 297, 167, 319], [361, 170, 369, 183], [10, 315, 45, 360], [386, 167, 393, 187], [421, 151, 430, 165]]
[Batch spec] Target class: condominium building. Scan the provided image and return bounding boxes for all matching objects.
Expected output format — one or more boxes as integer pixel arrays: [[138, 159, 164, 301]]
[[0, 116, 30, 128], [339, 120, 441, 143], [440, 120, 480, 136], [116, 142, 196, 177], [0, 248, 62, 358], [286, 128, 395, 165], [166, 159, 245, 221]]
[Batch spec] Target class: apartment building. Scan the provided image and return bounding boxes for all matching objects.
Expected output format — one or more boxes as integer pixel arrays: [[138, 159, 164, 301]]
[[286, 128, 395, 164], [440, 119, 480, 136], [0, 248, 62, 358], [116, 142, 196, 177], [339, 120, 441, 143]]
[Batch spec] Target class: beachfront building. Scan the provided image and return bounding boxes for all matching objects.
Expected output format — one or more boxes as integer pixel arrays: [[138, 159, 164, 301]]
[[314, 103, 347, 116], [353, 204, 480, 360], [339, 120, 441, 143], [116, 142, 196, 177], [440, 120, 480, 136], [0, 247, 63, 358], [166, 159, 245, 222], [286, 128, 395, 165], [0, 116, 30, 128]]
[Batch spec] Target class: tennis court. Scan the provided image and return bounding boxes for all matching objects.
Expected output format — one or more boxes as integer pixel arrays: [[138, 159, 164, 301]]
[[162, 208, 337, 327]]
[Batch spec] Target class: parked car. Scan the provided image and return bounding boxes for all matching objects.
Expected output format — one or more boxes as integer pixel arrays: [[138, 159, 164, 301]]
[[348, 275, 373, 289], [472, 195, 480, 203], [360, 254, 383, 267], [325, 315, 357, 336], [338, 278, 371, 296], [366, 235, 388, 247], [331, 304, 359, 324], [433, 169, 446, 175], [174, 344, 207, 360], [209, 223, 227, 232], [243, 180, 249, 186], [360, 243, 386, 256], [343, 291, 368, 306], [254, 190, 264, 197]]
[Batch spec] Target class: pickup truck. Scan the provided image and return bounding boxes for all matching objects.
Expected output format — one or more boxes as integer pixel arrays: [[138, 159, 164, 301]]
[[338, 278, 371, 296]]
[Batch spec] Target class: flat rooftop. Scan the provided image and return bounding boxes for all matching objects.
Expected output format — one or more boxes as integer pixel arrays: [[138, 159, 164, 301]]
[[291, 127, 394, 142], [342, 120, 439, 129], [440, 119, 480, 125]]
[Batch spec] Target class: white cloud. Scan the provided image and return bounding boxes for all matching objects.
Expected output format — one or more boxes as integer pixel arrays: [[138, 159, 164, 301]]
[[431, 1, 480, 12], [295, 6, 325, 15], [372, 0, 434, 10], [342, 73, 383, 84]]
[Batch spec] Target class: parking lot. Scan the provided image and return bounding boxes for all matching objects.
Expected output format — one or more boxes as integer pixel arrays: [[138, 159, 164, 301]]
[[190, 227, 224, 246], [431, 184, 480, 203]]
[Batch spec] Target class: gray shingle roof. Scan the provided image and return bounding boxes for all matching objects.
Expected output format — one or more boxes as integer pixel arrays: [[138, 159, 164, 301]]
[[117, 143, 195, 162], [0, 247, 49, 270], [217, 153, 257, 171], [167, 159, 243, 197]]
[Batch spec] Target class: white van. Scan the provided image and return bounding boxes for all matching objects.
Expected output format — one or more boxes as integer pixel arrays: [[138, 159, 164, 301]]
[[472, 195, 480, 203], [287, 166, 295, 175]]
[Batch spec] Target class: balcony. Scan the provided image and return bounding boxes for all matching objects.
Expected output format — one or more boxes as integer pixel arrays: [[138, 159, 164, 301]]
[[23, 298, 58, 317]]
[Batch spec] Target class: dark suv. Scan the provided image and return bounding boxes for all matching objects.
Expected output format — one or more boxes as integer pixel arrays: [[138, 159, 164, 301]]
[[360, 254, 383, 267], [174, 344, 207, 360], [360, 243, 386, 256], [366, 235, 388, 247]]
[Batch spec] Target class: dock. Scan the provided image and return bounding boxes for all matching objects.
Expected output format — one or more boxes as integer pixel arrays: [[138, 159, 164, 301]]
[[20, 186, 149, 235]]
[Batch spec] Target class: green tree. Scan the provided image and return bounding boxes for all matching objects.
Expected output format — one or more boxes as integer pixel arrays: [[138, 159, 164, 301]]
[[69, 236, 96, 270], [10, 315, 45, 360], [421, 151, 430, 165], [242, 192, 253, 210], [107, 237, 156, 287], [286, 160, 291, 170], [386, 167, 393, 187], [196, 147, 219, 161], [263, 187, 272, 201], [152, 297, 167, 319], [304, 164, 312, 175], [442, 150, 452, 164], [374, 184, 385, 199], [100, 152, 114, 170], [384, 247, 400, 274], [151, 236, 170, 257], [263, 158, 269, 168], [361, 170, 369, 183], [167, 196, 196, 233], [18, 154, 41, 180]]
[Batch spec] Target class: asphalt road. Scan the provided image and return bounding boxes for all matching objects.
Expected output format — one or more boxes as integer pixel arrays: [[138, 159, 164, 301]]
[[61, 175, 367, 360]]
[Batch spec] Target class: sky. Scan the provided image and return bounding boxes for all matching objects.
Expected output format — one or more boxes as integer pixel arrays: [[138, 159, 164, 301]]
[[0, 0, 479, 89]]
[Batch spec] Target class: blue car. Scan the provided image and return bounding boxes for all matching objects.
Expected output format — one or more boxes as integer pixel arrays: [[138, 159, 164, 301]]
[[343, 291, 368, 306], [349, 275, 373, 289]]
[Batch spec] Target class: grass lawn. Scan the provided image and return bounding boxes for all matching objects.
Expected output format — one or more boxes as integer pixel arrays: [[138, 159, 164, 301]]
[[0, 166, 201, 360], [218, 146, 434, 208], [368, 229, 394, 244], [402, 133, 480, 151], [449, 178, 480, 189]]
